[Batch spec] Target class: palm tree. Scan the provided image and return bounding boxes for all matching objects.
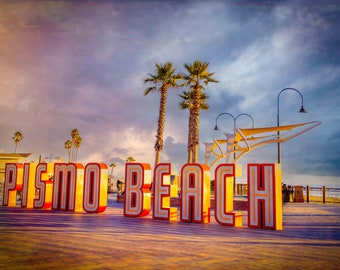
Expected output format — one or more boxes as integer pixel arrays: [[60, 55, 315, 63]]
[[182, 60, 218, 163], [74, 136, 82, 162], [12, 131, 24, 153], [109, 163, 116, 177], [126, 156, 136, 162], [144, 62, 182, 168], [70, 128, 79, 162], [64, 140, 72, 162], [179, 90, 209, 163]]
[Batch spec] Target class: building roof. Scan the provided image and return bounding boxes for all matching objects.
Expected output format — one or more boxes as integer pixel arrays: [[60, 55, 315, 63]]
[[0, 153, 32, 159]]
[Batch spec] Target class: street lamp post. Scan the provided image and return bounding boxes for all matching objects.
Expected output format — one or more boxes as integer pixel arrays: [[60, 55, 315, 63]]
[[214, 113, 255, 135], [277, 88, 307, 164], [214, 112, 255, 195], [214, 112, 236, 133]]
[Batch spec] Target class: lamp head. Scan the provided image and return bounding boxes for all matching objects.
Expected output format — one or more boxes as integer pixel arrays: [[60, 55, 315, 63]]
[[299, 105, 307, 113], [214, 124, 219, 131]]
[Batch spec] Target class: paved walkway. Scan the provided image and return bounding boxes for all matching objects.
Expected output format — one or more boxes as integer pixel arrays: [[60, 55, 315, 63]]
[[0, 194, 339, 269]]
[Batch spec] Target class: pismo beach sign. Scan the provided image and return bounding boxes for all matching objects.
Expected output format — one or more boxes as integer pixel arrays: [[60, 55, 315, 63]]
[[3, 162, 282, 230]]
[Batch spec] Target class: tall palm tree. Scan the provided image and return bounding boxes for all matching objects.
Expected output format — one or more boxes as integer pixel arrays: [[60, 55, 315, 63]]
[[182, 60, 218, 163], [12, 131, 24, 153], [64, 140, 72, 162], [144, 62, 182, 168], [74, 136, 82, 163], [179, 90, 209, 163]]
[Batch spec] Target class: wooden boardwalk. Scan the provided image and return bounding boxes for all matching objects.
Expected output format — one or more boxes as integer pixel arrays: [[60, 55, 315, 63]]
[[0, 194, 339, 269]]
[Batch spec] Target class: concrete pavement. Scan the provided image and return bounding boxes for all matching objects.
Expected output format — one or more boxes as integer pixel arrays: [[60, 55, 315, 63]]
[[0, 194, 339, 269]]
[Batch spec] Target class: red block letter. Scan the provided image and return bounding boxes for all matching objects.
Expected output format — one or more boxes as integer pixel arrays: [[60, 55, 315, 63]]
[[214, 164, 242, 227], [34, 163, 54, 209], [21, 163, 37, 208], [152, 163, 177, 221], [248, 164, 282, 230], [83, 163, 108, 213], [3, 163, 23, 206], [124, 163, 151, 217], [180, 163, 210, 223], [52, 163, 84, 212]]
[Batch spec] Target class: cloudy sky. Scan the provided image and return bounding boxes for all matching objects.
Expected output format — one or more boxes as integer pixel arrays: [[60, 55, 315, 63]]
[[0, 0, 339, 185]]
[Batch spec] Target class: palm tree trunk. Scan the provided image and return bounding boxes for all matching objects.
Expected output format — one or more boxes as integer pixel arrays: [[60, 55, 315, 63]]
[[187, 112, 191, 163], [154, 151, 161, 169], [72, 147, 76, 162], [193, 141, 199, 163], [75, 149, 78, 163], [187, 133, 192, 163], [154, 87, 167, 167], [187, 108, 194, 163], [188, 149, 192, 163], [187, 132, 192, 163], [192, 84, 200, 163], [193, 111, 200, 163]]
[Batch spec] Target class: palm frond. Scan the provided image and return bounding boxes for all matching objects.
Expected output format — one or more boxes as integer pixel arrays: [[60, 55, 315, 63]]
[[144, 86, 157, 96]]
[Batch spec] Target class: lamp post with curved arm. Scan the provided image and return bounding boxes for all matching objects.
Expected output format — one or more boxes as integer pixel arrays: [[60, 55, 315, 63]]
[[214, 112, 255, 133], [214, 112, 236, 132], [214, 112, 255, 195], [277, 88, 307, 164]]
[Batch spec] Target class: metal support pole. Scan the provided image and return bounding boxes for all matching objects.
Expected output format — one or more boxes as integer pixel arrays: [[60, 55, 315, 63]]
[[306, 185, 310, 203], [277, 88, 307, 164], [323, 186, 326, 204], [214, 112, 255, 196]]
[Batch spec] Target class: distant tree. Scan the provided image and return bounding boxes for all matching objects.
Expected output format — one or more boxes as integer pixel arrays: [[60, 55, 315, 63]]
[[126, 156, 136, 162], [179, 90, 209, 163], [74, 136, 82, 163], [64, 140, 72, 162], [109, 163, 116, 177], [144, 62, 182, 168], [71, 128, 79, 139], [65, 128, 82, 162], [182, 60, 218, 162], [70, 128, 79, 161], [12, 131, 24, 153]]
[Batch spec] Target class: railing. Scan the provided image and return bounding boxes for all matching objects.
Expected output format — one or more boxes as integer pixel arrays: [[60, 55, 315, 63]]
[[235, 184, 340, 203], [304, 186, 340, 203]]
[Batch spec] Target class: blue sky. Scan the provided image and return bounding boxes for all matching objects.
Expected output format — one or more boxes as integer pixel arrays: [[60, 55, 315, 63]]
[[0, 0, 339, 185]]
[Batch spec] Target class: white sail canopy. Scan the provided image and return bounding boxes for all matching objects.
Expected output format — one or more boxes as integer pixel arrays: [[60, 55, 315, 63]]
[[204, 121, 321, 167]]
